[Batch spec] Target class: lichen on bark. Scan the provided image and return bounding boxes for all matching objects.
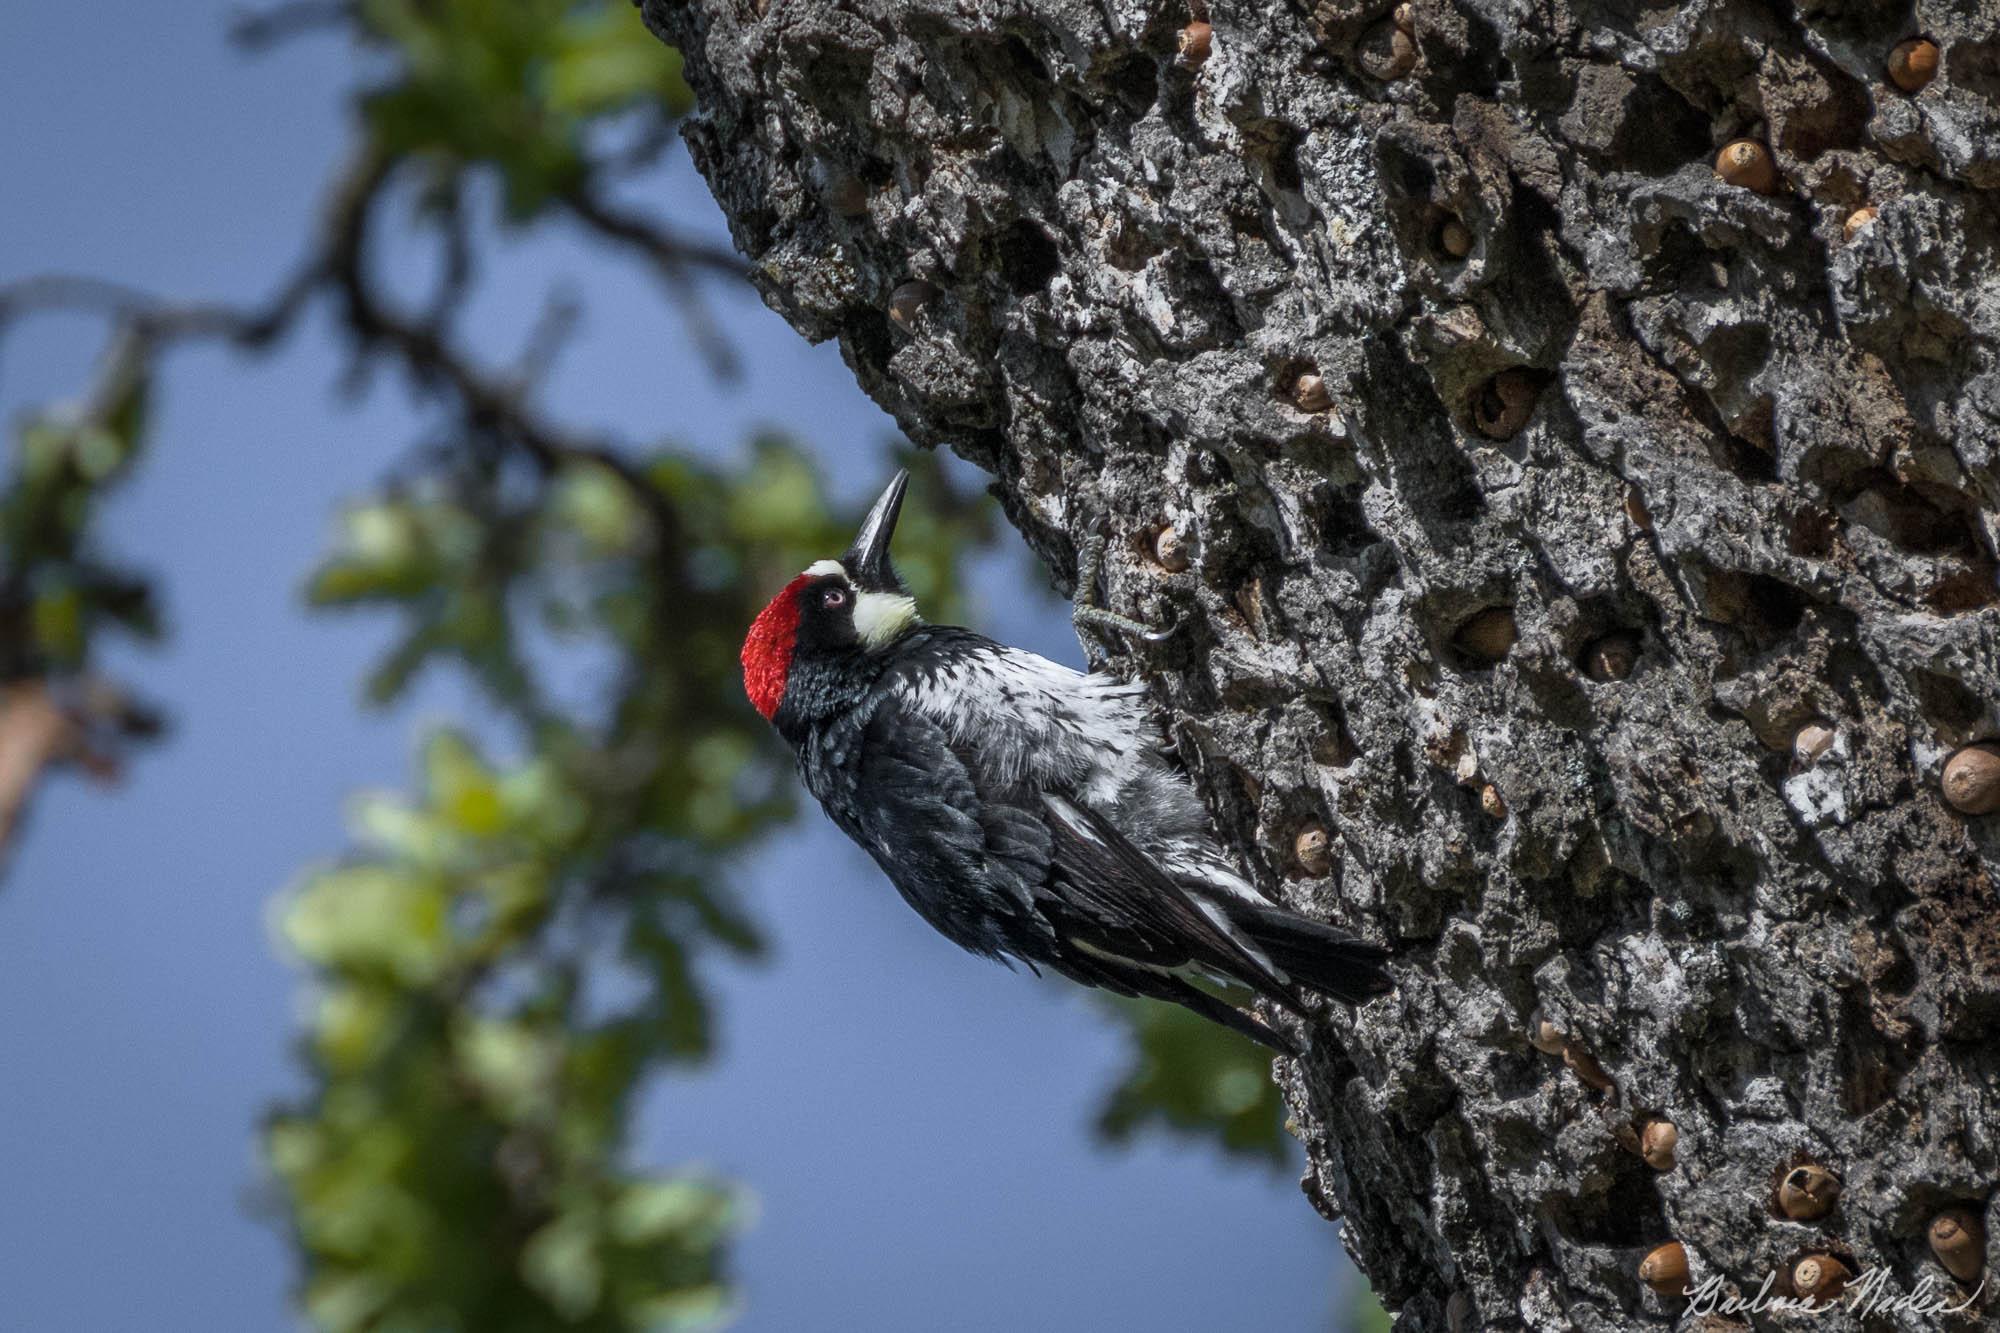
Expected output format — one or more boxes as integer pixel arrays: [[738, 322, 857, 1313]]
[[643, 0, 2000, 1325]]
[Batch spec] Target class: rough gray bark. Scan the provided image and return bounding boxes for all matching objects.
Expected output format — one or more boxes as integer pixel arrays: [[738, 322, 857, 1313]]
[[644, 0, 1999, 1326]]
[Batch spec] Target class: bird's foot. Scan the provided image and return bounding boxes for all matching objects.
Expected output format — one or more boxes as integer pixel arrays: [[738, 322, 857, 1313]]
[[1072, 526, 1177, 659]]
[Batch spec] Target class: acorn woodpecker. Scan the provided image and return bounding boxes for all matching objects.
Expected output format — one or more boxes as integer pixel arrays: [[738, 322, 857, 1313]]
[[741, 471, 1393, 1052]]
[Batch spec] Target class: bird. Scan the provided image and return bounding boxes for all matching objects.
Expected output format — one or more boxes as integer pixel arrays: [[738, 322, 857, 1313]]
[[739, 470, 1393, 1053]]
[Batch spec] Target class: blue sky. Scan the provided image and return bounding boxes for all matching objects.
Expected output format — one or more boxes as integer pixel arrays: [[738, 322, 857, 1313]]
[[0, 6, 1358, 1329]]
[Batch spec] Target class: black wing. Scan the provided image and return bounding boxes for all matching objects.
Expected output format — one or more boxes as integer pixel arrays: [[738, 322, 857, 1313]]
[[1034, 793, 1301, 1007], [845, 700, 1055, 963], [845, 696, 1306, 1050]]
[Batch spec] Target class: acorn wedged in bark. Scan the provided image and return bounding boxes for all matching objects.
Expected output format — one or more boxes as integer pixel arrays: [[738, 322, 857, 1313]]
[[1715, 140, 1779, 194], [1929, 1207, 1986, 1282], [1639, 1242, 1688, 1295], [1777, 1164, 1841, 1221], [1792, 1254, 1851, 1302]]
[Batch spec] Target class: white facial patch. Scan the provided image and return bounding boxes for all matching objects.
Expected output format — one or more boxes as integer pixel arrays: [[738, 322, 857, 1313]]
[[805, 559, 846, 578], [852, 588, 920, 648]]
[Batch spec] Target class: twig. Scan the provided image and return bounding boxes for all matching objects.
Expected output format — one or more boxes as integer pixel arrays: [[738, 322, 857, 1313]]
[[560, 188, 746, 381], [509, 291, 584, 395], [1, 149, 690, 556], [228, 0, 355, 51], [0, 679, 149, 864]]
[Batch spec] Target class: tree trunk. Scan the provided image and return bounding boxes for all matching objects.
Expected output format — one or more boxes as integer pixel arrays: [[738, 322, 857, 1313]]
[[643, 0, 2000, 1325]]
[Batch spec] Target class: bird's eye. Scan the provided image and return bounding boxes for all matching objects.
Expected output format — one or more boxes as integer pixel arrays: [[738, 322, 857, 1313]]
[[821, 586, 848, 609]]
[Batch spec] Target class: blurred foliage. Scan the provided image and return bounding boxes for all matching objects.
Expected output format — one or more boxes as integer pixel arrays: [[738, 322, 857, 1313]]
[[1096, 998, 1286, 1163], [357, 0, 690, 219], [0, 340, 161, 682], [271, 738, 743, 1332]]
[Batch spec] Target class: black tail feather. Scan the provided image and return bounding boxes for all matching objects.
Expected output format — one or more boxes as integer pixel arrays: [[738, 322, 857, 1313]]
[[1053, 947, 1303, 1054], [1157, 975, 1303, 1055], [1230, 902, 1395, 1007]]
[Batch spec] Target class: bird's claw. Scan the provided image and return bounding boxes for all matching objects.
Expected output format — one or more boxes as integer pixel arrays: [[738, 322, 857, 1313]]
[[1074, 605, 1179, 644], [1072, 528, 1177, 655]]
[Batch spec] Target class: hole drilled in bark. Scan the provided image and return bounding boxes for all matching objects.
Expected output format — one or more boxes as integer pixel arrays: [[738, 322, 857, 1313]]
[[1745, 574, 1809, 644], [1950, 36, 2000, 104], [1836, 991, 1915, 1117], [1624, 75, 1713, 173], [1925, 563, 2000, 614], [1307, 697, 1359, 768], [1542, 1160, 1668, 1248], [1450, 606, 1519, 668], [1641, 220, 1707, 291], [1910, 668, 1986, 739], [1837, 471, 1983, 554], [1787, 505, 1839, 558], [1770, 53, 1872, 160], [842, 303, 897, 373], [1317, 483, 1380, 557], [1469, 369, 1541, 440], [1696, 568, 1811, 649], [1099, 51, 1160, 114], [995, 219, 1062, 295], [1718, 396, 1778, 481]]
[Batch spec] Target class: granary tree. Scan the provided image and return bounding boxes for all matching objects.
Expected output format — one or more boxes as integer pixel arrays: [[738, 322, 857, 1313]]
[[643, 0, 1999, 1326]]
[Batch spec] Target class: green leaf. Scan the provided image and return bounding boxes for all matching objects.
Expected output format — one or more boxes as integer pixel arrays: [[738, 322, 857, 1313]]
[[283, 865, 450, 984], [1095, 997, 1288, 1162], [523, 1211, 605, 1318]]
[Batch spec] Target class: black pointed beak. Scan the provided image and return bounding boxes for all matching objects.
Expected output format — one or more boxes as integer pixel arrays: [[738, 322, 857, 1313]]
[[843, 469, 909, 592]]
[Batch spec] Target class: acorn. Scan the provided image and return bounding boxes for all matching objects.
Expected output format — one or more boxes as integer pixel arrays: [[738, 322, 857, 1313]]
[[1793, 719, 1836, 767], [1437, 216, 1473, 259], [1777, 1164, 1841, 1221], [1357, 21, 1416, 81], [1842, 206, 1878, 242], [1527, 1008, 1566, 1055], [1480, 783, 1506, 819], [1295, 825, 1332, 876], [1292, 371, 1334, 413], [1624, 488, 1654, 532], [1640, 1119, 1678, 1171], [1888, 38, 1940, 93], [1454, 607, 1518, 663], [1393, 2, 1415, 33], [1177, 19, 1213, 67], [1563, 1041, 1614, 1092], [1929, 1206, 1986, 1282], [888, 279, 938, 328], [1582, 632, 1639, 683], [1941, 743, 2000, 814], [1792, 1254, 1851, 1302], [1639, 1242, 1689, 1295], [1472, 369, 1538, 439], [1149, 525, 1191, 573], [1715, 140, 1779, 195]]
